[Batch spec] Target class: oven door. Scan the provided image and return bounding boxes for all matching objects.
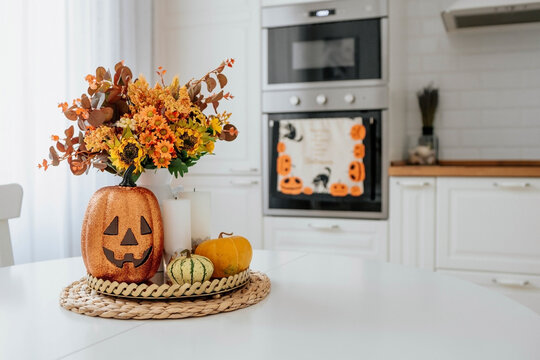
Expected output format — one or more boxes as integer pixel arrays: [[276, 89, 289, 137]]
[[263, 110, 388, 219]]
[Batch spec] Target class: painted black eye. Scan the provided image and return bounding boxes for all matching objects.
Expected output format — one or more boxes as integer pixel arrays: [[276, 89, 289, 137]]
[[285, 178, 290, 183], [295, 178, 301, 184], [141, 216, 152, 235], [104, 216, 119, 235]]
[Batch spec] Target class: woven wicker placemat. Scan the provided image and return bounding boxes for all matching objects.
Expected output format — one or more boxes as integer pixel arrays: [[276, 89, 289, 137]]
[[59, 272, 270, 320]]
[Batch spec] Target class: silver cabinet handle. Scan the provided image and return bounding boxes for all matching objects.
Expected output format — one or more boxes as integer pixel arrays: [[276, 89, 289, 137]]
[[493, 182, 531, 188], [396, 181, 430, 187], [230, 180, 259, 186], [492, 278, 530, 287], [229, 168, 259, 174], [308, 223, 340, 231]]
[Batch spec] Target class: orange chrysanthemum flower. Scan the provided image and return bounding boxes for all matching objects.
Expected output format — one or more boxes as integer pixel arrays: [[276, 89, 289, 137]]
[[148, 114, 166, 129], [139, 130, 157, 147], [151, 150, 172, 168], [155, 124, 175, 141], [155, 140, 174, 156]]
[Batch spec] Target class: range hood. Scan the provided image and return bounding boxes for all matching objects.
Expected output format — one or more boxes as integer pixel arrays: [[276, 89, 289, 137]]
[[442, 0, 540, 31]]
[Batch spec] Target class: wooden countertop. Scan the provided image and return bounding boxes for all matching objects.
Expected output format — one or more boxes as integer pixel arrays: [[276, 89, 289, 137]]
[[389, 160, 540, 177]]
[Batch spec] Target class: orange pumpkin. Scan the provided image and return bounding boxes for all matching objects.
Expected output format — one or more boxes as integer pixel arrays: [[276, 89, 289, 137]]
[[81, 165, 164, 283], [195, 232, 252, 278], [349, 161, 365, 182], [277, 141, 286, 153], [350, 186, 363, 197], [280, 176, 303, 195], [353, 143, 365, 158], [303, 187, 313, 195], [329, 182, 348, 197], [276, 154, 292, 176], [350, 124, 366, 140]]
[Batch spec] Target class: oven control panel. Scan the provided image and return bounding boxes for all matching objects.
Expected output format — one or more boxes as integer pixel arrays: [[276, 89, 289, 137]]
[[263, 86, 388, 113]]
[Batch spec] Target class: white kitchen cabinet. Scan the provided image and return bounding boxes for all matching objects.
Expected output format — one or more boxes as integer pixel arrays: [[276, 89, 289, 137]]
[[177, 175, 263, 249], [263, 216, 388, 259], [436, 178, 540, 275], [389, 177, 436, 270], [154, 0, 261, 175]]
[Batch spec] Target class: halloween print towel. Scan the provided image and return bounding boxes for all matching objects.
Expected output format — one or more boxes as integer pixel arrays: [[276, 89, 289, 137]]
[[275, 117, 366, 198]]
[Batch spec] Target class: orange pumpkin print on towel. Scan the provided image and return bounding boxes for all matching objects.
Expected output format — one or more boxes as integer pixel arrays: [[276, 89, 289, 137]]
[[280, 176, 303, 195], [349, 161, 365, 182], [276, 154, 292, 176], [303, 187, 313, 195], [329, 182, 348, 197], [353, 143, 365, 158], [276, 141, 286, 153], [350, 186, 363, 197], [350, 124, 366, 141]]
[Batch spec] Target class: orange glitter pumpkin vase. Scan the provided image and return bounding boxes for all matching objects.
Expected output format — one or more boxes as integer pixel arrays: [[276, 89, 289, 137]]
[[81, 164, 164, 283]]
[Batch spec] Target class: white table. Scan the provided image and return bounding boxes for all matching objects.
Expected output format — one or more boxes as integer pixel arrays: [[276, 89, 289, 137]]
[[1, 250, 539, 360]]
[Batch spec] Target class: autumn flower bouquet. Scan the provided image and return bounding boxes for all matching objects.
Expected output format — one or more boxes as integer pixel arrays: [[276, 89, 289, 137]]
[[40, 59, 238, 178]]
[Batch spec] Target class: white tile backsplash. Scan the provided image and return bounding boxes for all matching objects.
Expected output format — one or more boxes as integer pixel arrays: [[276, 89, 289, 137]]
[[403, 0, 540, 160]]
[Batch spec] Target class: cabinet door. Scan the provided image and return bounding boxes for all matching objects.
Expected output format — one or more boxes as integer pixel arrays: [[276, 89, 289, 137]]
[[178, 175, 263, 249], [154, 0, 261, 175], [263, 216, 388, 260], [436, 178, 540, 274], [389, 177, 436, 270]]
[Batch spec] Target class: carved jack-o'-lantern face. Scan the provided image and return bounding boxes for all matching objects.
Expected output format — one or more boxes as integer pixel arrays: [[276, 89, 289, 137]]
[[277, 154, 292, 176], [280, 176, 303, 195], [276, 141, 286, 153], [329, 183, 348, 197], [353, 144, 365, 158], [350, 124, 366, 140], [349, 161, 365, 182], [350, 186, 363, 197], [81, 169, 164, 283]]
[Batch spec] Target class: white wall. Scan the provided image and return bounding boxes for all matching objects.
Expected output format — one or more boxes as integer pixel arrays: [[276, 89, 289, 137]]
[[403, 0, 540, 160]]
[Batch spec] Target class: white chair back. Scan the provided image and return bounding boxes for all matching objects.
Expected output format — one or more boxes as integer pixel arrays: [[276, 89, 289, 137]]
[[0, 184, 23, 267]]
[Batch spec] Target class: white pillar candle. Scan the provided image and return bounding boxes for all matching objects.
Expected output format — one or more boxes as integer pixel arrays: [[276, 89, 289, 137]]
[[179, 190, 211, 249], [161, 199, 191, 262]]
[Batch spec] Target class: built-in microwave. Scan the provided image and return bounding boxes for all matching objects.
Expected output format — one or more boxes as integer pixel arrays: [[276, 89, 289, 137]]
[[262, 0, 388, 90]]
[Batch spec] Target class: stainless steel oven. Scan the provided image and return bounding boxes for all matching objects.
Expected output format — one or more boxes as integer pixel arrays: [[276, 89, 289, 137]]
[[262, 0, 388, 90], [262, 0, 388, 219]]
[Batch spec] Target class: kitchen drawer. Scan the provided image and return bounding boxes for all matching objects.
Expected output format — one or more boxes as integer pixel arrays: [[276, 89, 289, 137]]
[[436, 177, 540, 275], [438, 269, 540, 314], [263, 216, 388, 260]]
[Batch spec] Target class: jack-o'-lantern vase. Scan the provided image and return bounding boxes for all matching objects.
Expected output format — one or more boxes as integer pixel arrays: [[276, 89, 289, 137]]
[[81, 165, 164, 283]]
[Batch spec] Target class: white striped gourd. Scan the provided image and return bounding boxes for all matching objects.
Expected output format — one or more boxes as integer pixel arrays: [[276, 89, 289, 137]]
[[166, 249, 214, 285]]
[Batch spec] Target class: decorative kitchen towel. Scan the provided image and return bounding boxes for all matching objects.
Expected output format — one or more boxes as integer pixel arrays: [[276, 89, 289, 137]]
[[275, 117, 366, 198]]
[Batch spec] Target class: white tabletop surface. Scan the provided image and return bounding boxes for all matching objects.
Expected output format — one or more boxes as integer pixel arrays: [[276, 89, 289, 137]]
[[1, 250, 540, 360]]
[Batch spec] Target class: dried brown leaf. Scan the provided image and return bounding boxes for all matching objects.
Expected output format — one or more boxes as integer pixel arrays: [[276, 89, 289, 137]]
[[64, 109, 78, 121], [206, 77, 217, 92], [96, 67, 107, 82], [87, 110, 106, 127], [65, 126, 74, 139], [77, 118, 86, 131], [49, 146, 60, 166], [56, 142, 66, 153], [81, 94, 91, 109], [217, 73, 227, 88]]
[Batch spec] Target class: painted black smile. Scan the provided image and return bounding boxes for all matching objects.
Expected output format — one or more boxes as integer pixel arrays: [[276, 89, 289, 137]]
[[102, 246, 153, 268]]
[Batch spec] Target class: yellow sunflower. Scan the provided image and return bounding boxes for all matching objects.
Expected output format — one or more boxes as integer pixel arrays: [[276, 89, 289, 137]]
[[109, 138, 145, 173], [175, 127, 203, 156]]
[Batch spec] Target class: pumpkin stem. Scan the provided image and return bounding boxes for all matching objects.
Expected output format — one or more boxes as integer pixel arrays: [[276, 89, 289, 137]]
[[180, 249, 192, 258], [119, 164, 137, 187], [218, 232, 234, 238]]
